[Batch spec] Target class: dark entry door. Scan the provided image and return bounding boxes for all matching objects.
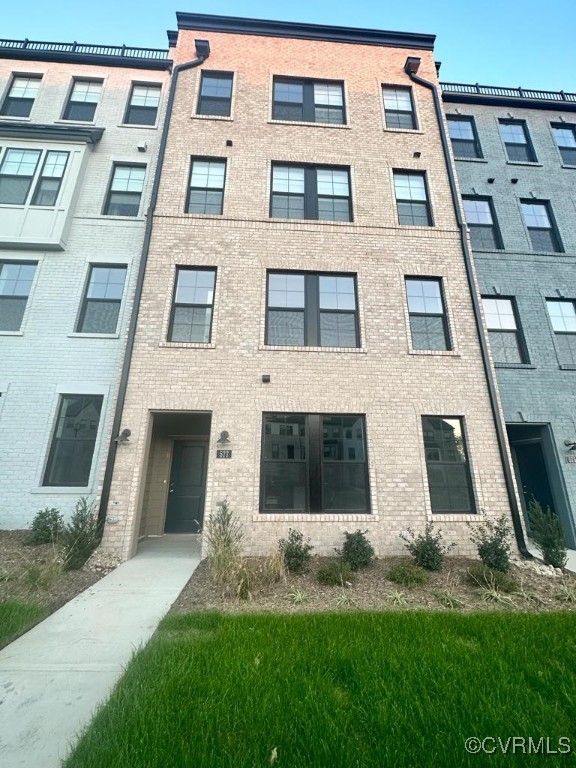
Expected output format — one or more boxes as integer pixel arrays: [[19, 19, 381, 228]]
[[512, 441, 555, 520], [164, 441, 208, 533]]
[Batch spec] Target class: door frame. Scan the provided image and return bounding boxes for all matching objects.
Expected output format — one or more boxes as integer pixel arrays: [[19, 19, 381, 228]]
[[162, 437, 209, 534]]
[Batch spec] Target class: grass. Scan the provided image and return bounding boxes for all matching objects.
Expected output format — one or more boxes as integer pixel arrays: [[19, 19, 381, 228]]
[[0, 600, 46, 648], [64, 613, 576, 768]]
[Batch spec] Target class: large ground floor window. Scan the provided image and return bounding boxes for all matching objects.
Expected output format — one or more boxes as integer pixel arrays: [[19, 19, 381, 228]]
[[260, 413, 370, 513]]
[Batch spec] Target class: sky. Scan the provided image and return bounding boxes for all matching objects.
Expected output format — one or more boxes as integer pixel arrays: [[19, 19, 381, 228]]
[[2, 0, 574, 93]]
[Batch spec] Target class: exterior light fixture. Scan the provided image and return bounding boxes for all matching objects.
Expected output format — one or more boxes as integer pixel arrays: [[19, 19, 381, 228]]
[[115, 428, 131, 444], [564, 440, 576, 451], [217, 430, 231, 444], [404, 56, 421, 75]]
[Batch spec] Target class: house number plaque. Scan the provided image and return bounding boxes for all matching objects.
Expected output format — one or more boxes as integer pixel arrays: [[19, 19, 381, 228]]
[[565, 456, 576, 464], [216, 450, 232, 459]]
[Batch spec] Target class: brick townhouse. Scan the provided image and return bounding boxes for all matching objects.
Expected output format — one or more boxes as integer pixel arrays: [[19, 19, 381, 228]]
[[0, 39, 171, 528], [442, 82, 576, 547], [98, 13, 527, 561]]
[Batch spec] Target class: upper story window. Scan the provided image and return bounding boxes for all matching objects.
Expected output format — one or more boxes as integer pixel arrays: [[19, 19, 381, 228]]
[[405, 277, 451, 351], [272, 78, 345, 124], [393, 171, 432, 226], [0, 148, 40, 204], [186, 158, 226, 215], [462, 197, 502, 250], [499, 119, 536, 162], [0, 75, 42, 118], [103, 165, 145, 217], [521, 201, 562, 253], [169, 267, 216, 343], [447, 116, 482, 158], [30, 151, 69, 206], [76, 265, 127, 334], [382, 87, 416, 129], [271, 164, 351, 222], [197, 72, 233, 117], [547, 300, 576, 366], [0, 260, 36, 331], [482, 297, 527, 364], [63, 79, 102, 122], [267, 271, 359, 348], [422, 416, 475, 514], [124, 84, 161, 125], [552, 124, 576, 165]]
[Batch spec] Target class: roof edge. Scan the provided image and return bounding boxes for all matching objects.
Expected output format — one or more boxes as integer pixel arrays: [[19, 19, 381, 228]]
[[0, 122, 105, 144], [0, 47, 171, 71], [442, 91, 576, 113]]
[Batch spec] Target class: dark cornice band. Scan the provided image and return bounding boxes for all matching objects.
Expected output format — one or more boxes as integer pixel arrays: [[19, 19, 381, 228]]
[[0, 122, 105, 144], [0, 48, 171, 71]]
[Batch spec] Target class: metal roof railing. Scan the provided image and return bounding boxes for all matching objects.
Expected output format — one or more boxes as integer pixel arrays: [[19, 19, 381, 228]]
[[0, 38, 169, 60], [440, 82, 576, 103]]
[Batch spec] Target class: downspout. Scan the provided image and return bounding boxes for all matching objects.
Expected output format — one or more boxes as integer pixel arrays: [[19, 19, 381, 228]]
[[97, 39, 211, 532], [404, 57, 531, 557]]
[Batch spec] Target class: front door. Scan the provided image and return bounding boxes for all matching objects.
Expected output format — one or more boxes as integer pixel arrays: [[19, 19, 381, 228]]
[[164, 441, 208, 533]]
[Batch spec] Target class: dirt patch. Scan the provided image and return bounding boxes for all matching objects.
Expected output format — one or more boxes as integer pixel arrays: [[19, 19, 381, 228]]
[[171, 555, 576, 615]]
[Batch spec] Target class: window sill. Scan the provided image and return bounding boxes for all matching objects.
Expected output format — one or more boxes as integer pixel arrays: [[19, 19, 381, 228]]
[[383, 127, 424, 135], [259, 344, 366, 354], [494, 362, 535, 369], [454, 157, 488, 163], [0, 330, 23, 336], [0, 115, 32, 122], [53, 119, 97, 126], [183, 212, 224, 219], [268, 119, 350, 129], [30, 486, 91, 494], [561, 164, 576, 170], [98, 215, 145, 221], [559, 364, 576, 371], [408, 349, 460, 357], [68, 332, 120, 339], [117, 123, 158, 130], [468, 247, 506, 254], [254, 513, 377, 523], [191, 114, 233, 122], [159, 341, 216, 349], [505, 160, 542, 167]]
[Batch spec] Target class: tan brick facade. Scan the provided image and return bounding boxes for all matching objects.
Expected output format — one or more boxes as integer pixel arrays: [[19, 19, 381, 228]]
[[100, 20, 519, 560]]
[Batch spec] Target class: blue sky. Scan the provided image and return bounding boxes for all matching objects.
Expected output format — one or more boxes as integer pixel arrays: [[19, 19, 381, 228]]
[[3, 0, 574, 92]]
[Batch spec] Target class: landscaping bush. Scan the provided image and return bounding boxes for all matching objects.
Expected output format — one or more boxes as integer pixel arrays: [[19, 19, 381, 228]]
[[337, 529, 374, 571], [400, 522, 455, 571], [387, 562, 429, 587], [468, 514, 512, 572], [25, 507, 65, 545], [317, 561, 354, 586], [278, 529, 313, 573], [528, 498, 567, 569], [61, 498, 100, 571], [205, 499, 244, 584], [466, 563, 518, 593]]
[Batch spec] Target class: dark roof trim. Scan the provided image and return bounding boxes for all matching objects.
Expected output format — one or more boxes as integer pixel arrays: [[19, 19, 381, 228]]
[[174, 13, 435, 50], [0, 122, 105, 144], [442, 91, 576, 113], [0, 40, 171, 70], [167, 30, 178, 48], [441, 82, 576, 113]]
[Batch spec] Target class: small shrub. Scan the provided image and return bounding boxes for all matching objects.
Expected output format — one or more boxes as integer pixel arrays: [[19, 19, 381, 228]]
[[25, 507, 64, 545], [385, 590, 408, 606], [287, 588, 310, 605], [235, 562, 255, 601], [400, 522, 455, 571], [205, 499, 244, 584], [21, 552, 63, 592], [528, 498, 567, 569], [554, 581, 576, 603], [387, 562, 429, 587], [317, 561, 354, 587], [337, 530, 374, 571], [61, 498, 99, 571], [468, 514, 512, 572], [480, 585, 516, 606], [334, 590, 357, 607], [515, 579, 545, 605], [434, 589, 465, 610], [466, 563, 517, 593], [278, 529, 313, 573]]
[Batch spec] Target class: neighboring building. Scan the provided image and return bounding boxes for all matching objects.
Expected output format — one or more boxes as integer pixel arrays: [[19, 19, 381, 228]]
[[0, 39, 171, 528], [442, 82, 576, 547], [100, 13, 523, 561]]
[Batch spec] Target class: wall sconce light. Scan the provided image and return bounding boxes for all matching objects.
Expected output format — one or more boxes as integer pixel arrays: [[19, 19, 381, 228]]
[[564, 440, 576, 451], [217, 430, 231, 444], [115, 428, 131, 444], [137, 142, 147, 153]]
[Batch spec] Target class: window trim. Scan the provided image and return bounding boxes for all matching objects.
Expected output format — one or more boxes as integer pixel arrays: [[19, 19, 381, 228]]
[[196, 70, 234, 118], [405, 276, 452, 352], [122, 81, 162, 127], [185, 156, 227, 215], [0, 73, 43, 119], [498, 118, 537, 163], [482, 295, 529, 364], [30, 150, 69, 207], [546, 298, 576, 367], [75, 263, 128, 335], [393, 170, 433, 227], [168, 266, 217, 344], [102, 162, 146, 217], [551, 122, 576, 166], [0, 259, 38, 333], [271, 76, 346, 125], [462, 196, 503, 250], [446, 115, 483, 159], [0, 147, 42, 206], [270, 162, 353, 222], [382, 85, 417, 130], [61, 77, 103, 123], [520, 199, 563, 253]]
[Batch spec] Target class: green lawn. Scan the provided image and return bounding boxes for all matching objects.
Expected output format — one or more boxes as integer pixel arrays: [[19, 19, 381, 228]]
[[0, 600, 46, 648], [65, 612, 576, 768]]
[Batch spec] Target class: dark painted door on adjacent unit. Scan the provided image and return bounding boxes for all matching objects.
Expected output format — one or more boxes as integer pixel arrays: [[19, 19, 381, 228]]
[[164, 441, 208, 533]]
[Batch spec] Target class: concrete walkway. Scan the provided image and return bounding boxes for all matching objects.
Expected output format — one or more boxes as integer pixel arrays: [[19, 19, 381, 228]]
[[0, 535, 201, 768], [526, 543, 576, 573]]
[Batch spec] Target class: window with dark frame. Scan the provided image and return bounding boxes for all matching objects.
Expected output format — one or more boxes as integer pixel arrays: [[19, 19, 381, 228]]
[[103, 165, 145, 216], [43, 394, 103, 487], [31, 151, 69, 206], [197, 72, 233, 117], [76, 265, 127, 334], [405, 277, 451, 351], [267, 271, 359, 347], [0, 260, 36, 331], [546, 300, 576, 366], [552, 124, 576, 165], [169, 267, 216, 343], [462, 197, 502, 250], [271, 164, 351, 221], [521, 201, 562, 253], [446, 116, 483, 158], [422, 416, 475, 514], [186, 158, 226, 214], [261, 413, 370, 513], [382, 87, 416, 129], [482, 297, 527, 364], [272, 78, 345, 124], [393, 171, 432, 226], [124, 84, 161, 125], [63, 80, 102, 122], [0, 75, 42, 118], [0, 148, 41, 205], [499, 119, 536, 162]]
